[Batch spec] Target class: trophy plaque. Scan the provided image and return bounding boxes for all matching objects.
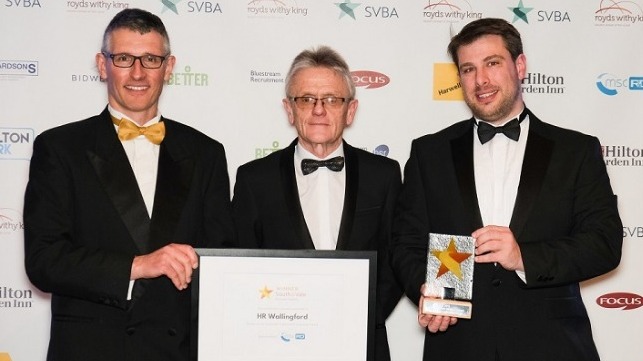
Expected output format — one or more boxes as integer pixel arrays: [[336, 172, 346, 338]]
[[422, 233, 475, 319]]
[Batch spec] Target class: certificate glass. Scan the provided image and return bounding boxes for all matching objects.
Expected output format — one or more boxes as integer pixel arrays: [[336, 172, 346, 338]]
[[191, 249, 376, 361]]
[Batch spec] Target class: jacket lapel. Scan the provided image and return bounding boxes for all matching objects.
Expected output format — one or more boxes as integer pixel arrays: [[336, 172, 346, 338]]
[[510, 114, 553, 238], [451, 121, 484, 231], [86, 109, 152, 254], [149, 118, 194, 250], [336, 141, 357, 250], [280, 140, 315, 249]]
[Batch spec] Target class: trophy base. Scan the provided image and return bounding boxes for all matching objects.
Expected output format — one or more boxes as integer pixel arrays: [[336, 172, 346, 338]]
[[422, 298, 472, 319]]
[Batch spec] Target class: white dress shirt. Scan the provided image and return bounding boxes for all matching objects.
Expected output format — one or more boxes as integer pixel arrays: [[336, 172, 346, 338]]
[[294, 143, 346, 250], [473, 110, 529, 282]]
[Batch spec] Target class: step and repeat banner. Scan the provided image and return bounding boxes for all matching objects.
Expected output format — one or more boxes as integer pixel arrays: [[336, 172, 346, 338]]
[[1, 1, 642, 360]]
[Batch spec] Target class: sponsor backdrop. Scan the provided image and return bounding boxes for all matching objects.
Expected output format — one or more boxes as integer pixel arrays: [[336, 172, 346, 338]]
[[1, 0, 642, 360]]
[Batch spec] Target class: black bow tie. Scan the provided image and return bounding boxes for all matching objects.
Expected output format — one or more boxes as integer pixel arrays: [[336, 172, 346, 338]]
[[301, 156, 345, 175], [476, 110, 528, 144]]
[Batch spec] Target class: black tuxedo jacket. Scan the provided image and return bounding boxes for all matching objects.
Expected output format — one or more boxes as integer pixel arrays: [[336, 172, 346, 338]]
[[391, 110, 622, 361], [232, 139, 403, 361], [24, 108, 235, 361]]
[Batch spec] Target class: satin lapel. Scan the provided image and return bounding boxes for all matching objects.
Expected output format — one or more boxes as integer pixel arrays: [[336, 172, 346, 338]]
[[451, 122, 484, 230], [336, 142, 357, 250], [280, 140, 315, 249], [86, 109, 151, 254], [149, 119, 193, 251], [510, 117, 553, 238]]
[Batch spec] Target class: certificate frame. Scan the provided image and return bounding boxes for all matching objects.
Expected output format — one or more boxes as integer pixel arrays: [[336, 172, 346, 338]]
[[191, 248, 377, 361]]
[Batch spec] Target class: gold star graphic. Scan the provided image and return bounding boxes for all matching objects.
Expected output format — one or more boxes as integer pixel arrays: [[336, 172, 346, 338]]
[[259, 285, 273, 299], [431, 238, 472, 279]]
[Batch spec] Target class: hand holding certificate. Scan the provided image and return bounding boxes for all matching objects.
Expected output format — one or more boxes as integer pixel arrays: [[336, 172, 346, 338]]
[[421, 233, 475, 319]]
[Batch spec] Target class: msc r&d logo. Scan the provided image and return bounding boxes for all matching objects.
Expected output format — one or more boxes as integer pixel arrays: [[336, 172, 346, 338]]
[[0, 128, 34, 160], [597, 292, 643, 310], [433, 63, 462, 101], [596, 73, 643, 96]]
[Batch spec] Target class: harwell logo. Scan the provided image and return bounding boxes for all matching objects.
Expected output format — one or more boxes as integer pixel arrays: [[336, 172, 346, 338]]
[[433, 63, 462, 101], [508, 0, 533, 23], [596, 292, 643, 310], [596, 73, 643, 96], [351, 70, 389, 89], [0, 353, 14, 361], [594, 0, 643, 26], [423, 0, 481, 23]]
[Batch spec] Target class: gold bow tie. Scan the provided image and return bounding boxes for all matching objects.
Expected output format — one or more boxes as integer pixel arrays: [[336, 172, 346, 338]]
[[112, 116, 165, 145]]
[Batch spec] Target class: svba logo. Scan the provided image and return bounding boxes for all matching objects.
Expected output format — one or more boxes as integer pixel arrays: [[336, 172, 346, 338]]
[[597, 292, 643, 310], [336, 1, 399, 20]]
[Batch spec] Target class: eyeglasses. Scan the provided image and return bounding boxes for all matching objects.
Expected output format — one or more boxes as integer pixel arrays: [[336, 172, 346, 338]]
[[102, 52, 168, 69], [289, 96, 350, 109]]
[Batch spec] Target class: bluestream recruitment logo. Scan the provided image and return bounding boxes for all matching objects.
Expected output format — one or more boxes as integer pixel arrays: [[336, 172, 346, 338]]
[[423, 0, 482, 23], [602, 144, 643, 167], [596, 73, 643, 96], [247, 0, 308, 17], [594, 0, 643, 27], [4, 0, 41, 8], [351, 70, 390, 90], [161, 0, 223, 15], [0, 60, 38, 78], [336, 1, 399, 20], [522, 72, 566, 95], [166, 65, 210, 86], [0, 208, 24, 238], [508, 0, 533, 23], [66, 0, 129, 13], [0, 128, 34, 161], [249, 68, 284, 85]]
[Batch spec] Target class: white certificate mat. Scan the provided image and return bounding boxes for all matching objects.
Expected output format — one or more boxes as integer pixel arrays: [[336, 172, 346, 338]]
[[192, 249, 376, 361]]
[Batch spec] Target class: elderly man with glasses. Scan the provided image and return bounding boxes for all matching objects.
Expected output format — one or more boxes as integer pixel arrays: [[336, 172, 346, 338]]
[[24, 8, 234, 361], [231, 45, 403, 361]]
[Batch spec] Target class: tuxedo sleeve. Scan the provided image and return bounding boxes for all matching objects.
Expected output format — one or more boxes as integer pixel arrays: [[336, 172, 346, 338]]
[[201, 141, 235, 248], [231, 165, 261, 248], [390, 140, 431, 305], [521, 136, 622, 286], [24, 133, 132, 309]]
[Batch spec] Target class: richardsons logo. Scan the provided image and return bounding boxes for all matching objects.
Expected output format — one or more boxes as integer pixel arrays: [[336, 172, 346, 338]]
[[0, 60, 38, 78], [596, 292, 643, 310], [247, 0, 308, 17], [602, 145, 643, 167], [596, 73, 643, 96], [423, 0, 482, 23], [166, 66, 209, 86], [351, 70, 389, 89], [0, 128, 34, 160], [0, 286, 33, 308], [66, 0, 129, 12], [521, 72, 566, 94], [594, 0, 643, 26]]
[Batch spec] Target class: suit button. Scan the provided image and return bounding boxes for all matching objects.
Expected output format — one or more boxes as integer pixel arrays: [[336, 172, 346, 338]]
[[491, 279, 501, 287], [168, 328, 177, 336], [126, 327, 135, 335]]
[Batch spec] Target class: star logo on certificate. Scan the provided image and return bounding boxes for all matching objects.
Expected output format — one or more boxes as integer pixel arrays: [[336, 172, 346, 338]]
[[259, 285, 273, 299], [431, 237, 472, 279]]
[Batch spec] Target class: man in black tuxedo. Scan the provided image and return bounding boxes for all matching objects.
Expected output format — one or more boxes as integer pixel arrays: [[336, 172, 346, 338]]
[[232, 46, 402, 361], [24, 8, 234, 361], [391, 18, 622, 361]]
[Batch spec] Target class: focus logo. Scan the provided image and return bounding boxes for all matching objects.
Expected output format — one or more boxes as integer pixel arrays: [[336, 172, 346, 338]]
[[596, 292, 643, 310], [351, 70, 390, 89]]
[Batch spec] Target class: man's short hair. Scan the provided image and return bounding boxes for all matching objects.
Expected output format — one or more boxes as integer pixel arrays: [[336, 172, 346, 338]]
[[101, 8, 171, 55], [284, 46, 355, 99], [447, 18, 523, 66]]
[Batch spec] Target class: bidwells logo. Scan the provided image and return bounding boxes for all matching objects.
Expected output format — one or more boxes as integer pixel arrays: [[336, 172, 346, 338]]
[[351, 71, 390, 89], [0, 60, 38, 77], [166, 66, 209, 86], [423, 0, 481, 23], [596, 292, 643, 310], [594, 0, 643, 26], [247, 0, 308, 17], [596, 73, 643, 96], [67, 1, 129, 12], [0, 128, 34, 161], [433, 63, 463, 101]]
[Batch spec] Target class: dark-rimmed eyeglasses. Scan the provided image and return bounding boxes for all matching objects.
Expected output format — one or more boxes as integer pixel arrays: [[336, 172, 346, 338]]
[[289, 96, 350, 110], [102, 52, 168, 69]]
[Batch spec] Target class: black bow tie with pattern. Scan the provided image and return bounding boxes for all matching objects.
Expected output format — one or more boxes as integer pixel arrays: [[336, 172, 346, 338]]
[[476, 110, 528, 144], [301, 156, 345, 175]]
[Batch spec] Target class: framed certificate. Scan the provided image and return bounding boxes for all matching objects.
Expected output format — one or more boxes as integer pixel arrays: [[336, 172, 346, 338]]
[[191, 249, 376, 361]]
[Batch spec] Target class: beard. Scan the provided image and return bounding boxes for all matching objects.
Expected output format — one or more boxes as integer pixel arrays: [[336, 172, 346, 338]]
[[465, 82, 522, 124]]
